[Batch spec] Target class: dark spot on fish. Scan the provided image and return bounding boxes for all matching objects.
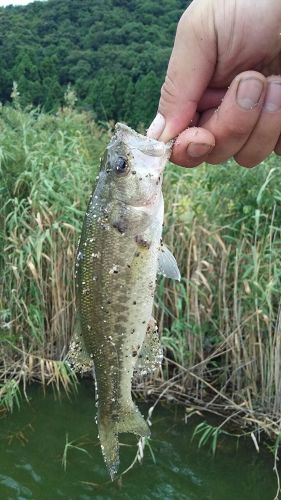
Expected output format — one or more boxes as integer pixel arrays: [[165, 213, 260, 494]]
[[107, 300, 111, 304], [117, 314, 127, 323], [115, 324, 126, 334], [133, 300, 137, 305], [131, 329, 135, 334], [142, 320, 146, 324], [131, 170, 136, 175], [127, 264, 131, 269], [135, 235, 151, 249], [112, 303, 127, 313], [132, 350, 138, 357], [135, 252, 140, 257], [112, 221, 127, 234], [113, 269, 118, 274]]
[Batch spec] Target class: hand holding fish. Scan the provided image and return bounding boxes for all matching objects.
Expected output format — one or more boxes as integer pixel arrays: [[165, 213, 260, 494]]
[[147, 0, 281, 168]]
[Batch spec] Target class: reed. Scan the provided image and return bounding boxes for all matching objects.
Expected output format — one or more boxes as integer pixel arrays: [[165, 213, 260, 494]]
[[0, 95, 108, 400], [1, 99, 281, 441], [155, 158, 281, 437]]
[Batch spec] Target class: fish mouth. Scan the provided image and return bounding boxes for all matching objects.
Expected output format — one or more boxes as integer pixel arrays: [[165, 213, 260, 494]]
[[115, 193, 160, 209], [112, 122, 173, 159]]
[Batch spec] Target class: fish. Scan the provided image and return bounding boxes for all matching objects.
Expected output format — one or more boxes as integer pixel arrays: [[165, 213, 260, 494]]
[[69, 123, 180, 479]]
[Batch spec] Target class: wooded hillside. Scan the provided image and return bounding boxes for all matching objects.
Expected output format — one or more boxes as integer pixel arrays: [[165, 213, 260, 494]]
[[0, 0, 189, 127]]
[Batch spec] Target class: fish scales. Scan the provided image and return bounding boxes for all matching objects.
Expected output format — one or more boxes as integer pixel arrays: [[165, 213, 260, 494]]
[[77, 212, 160, 405], [74, 123, 179, 479]]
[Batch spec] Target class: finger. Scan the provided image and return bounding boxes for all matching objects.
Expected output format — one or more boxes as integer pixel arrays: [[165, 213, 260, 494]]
[[197, 88, 226, 112], [189, 112, 200, 127], [235, 77, 281, 167], [170, 127, 215, 168], [275, 134, 281, 156], [199, 71, 267, 164], [147, 0, 216, 142]]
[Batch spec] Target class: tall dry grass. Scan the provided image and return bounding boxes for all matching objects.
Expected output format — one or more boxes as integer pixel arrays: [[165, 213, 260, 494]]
[[153, 161, 281, 437], [1, 97, 281, 439], [0, 94, 108, 401]]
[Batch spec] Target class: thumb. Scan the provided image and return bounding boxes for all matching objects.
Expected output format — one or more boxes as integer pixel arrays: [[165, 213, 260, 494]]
[[147, 1, 216, 142]]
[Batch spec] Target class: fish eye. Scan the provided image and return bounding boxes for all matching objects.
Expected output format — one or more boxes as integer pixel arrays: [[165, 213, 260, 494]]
[[115, 157, 129, 175]]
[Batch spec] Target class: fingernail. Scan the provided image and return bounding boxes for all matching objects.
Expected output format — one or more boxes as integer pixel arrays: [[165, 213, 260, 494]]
[[187, 143, 213, 158], [147, 113, 165, 139], [236, 77, 264, 110], [264, 81, 281, 112]]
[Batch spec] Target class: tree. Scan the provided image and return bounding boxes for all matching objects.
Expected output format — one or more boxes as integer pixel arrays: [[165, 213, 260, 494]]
[[0, 0, 188, 123], [131, 72, 161, 127]]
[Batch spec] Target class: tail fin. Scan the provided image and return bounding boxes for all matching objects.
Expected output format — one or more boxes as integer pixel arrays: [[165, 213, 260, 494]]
[[117, 405, 150, 437], [98, 420, 119, 481], [98, 404, 150, 480]]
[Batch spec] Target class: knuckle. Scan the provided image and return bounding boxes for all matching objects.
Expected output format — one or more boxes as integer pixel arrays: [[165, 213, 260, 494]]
[[223, 119, 253, 139], [211, 108, 253, 140], [177, 8, 191, 34], [160, 75, 178, 105]]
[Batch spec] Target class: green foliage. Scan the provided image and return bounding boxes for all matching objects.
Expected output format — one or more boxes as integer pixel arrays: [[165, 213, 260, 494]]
[[0, 380, 21, 412], [0, 98, 108, 393], [1, 99, 281, 440], [0, 0, 189, 127], [62, 433, 92, 471], [157, 155, 281, 423], [192, 421, 231, 455]]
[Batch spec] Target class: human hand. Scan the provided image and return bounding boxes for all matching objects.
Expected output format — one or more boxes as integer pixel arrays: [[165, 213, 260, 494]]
[[147, 0, 281, 168]]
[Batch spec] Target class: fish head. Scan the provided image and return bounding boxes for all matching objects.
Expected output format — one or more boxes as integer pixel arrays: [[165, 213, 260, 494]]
[[101, 123, 172, 208]]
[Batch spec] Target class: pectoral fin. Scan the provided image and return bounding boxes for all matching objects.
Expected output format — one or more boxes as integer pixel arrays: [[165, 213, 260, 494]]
[[134, 318, 163, 376], [158, 243, 181, 281]]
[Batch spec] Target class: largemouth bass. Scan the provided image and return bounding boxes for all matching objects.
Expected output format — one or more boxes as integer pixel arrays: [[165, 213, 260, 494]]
[[70, 123, 180, 479]]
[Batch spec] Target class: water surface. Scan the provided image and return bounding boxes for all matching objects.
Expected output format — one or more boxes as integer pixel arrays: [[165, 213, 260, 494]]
[[0, 381, 278, 499]]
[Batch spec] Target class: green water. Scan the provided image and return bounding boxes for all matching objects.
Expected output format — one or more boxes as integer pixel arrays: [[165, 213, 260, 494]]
[[0, 381, 279, 500]]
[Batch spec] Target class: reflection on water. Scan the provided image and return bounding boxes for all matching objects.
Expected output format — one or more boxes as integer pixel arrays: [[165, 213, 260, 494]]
[[0, 381, 278, 500]]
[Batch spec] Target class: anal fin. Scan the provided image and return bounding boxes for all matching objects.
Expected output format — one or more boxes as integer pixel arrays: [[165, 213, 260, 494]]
[[134, 318, 163, 376]]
